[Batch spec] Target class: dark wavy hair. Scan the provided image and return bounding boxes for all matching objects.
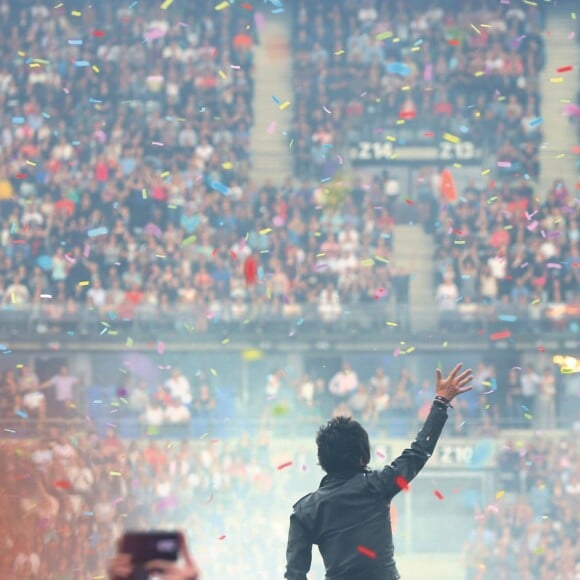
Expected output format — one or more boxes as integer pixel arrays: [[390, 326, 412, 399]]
[[316, 416, 371, 474]]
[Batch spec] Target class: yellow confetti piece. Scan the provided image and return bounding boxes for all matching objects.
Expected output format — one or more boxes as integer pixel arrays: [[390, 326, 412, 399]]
[[259, 228, 272, 235], [279, 101, 291, 110], [406, 347, 415, 354], [33, 58, 50, 64], [531, 298, 541, 305], [109, 471, 121, 476], [18, 50, 26, 57], [481, 169, 490, 175], [374, 256, 389, 263], [474, 71, 485, 77], [210, 368, 217, 376], [361, 258, 375, 267], [480, 24, 491, 28], [454, 240, 466, 244], [215, 1, 229, 9], [411, 46, 421, 52], [522, 0, 537, 5], [78, 281, 90, 287], [222, 162, 233, 170], [334, 50, 345, 55], [126, 337, 134, 347], [160, 0, 174, 9], [443, 341, 448, 348], [71, 10, 81, 16], [376, 31, 393, 40], [92, 65, 99, 73], [141, 188, 148, 199], [218, 69, 227, 79], [393, 38, 400, 43], [386, 136, 396, 142], [160, 171, 170, 178], [222, 338, 230, 344], [29, 63, 40, 68], [452, 163, 462, 168], [54, 3, 63, 7], [401, 85, 410, 91], [496, 490, 505, 499], [443, 132, 461, 144], [470, 24, 481, 34], [386, 322, 398, 327], [182, 235, 197, 246], [25, 160, 36, 166], [550, 77, 564, 83]]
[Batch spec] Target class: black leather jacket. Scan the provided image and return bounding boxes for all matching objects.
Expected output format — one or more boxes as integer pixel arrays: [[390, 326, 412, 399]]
[[285, 401, 449, 580]]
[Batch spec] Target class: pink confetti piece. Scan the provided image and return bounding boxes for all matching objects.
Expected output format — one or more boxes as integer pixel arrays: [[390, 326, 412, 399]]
[[434, 490, 444, 500], [277, 461, 293, 470], [267, 121, 276, 134], [156, 341, 165, 355], [375, 450, 385, 459]]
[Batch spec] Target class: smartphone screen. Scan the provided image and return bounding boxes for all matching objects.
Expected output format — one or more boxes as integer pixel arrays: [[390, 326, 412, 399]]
[[121, 531, 180, 563]]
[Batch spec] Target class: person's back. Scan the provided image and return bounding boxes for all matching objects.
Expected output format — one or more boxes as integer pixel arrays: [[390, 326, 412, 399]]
[[285, 364, 474, 580]]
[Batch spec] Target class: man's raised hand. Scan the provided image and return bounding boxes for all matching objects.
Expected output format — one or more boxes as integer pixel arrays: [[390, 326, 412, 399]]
[[435, 363, 473, 402]]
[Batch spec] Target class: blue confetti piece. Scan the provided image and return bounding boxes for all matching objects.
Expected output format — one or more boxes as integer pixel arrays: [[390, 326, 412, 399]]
[[15, 410, 28, 419], [272, 95, 281, 104], [498, 314, 517, 322], [272, 7, 284, 12], [529, 117, 543, 128], [128, 1, 138, 8], [209, 180, 230, 195], [12, 117, 25, 124], [75, 60, 90, 67], [89, 98, 103, 103], [71, 140, 81, 146], [42, 112, 51, 119], [320, 177, 331, 183], [386, 62, 411, 76], [68, 39, 83, 45], [88, 227, 109, 238]]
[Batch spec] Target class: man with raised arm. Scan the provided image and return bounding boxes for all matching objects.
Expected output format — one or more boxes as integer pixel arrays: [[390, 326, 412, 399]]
[[285, 363, 474, 580]]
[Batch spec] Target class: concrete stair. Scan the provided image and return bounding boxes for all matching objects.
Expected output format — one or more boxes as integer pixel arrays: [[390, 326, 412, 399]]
[[392, 224, 437, 333], [250, 12, 293, 185], [537, 7, 579, 197]]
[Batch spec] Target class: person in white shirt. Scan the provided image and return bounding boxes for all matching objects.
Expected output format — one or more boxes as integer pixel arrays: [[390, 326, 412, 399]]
[[165, 368, 192, 405], [329, 362, 359, 402], [22, 388, 46, 420], [164, 398, 191, 424], [143, 400, 165, 426], [521, 364, 540, 416], [436, 272, 459, 311]]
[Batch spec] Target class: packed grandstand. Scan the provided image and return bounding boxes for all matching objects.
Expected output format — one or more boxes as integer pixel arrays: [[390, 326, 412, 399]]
[[0, 0, 579, 578]]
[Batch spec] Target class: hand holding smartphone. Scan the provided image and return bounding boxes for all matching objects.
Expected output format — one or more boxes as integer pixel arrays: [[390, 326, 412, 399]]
[[108, 531, 199, 580]]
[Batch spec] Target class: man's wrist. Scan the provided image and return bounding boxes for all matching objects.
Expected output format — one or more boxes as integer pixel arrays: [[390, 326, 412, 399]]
[[434, 395, 453, 409]]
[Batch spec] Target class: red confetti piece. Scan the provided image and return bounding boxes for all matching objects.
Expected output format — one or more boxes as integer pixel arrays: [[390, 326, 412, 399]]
[[556, 65, 573, 73], [538, 345, 545, 352], [277, 461, 293, 470], [92, 30, 105, 37], [229, 250, 238, 260], [218, 535, 226, 540], [15, 173, 28, 179], [490, 330, 511, 341], [357, 545, 377, 559], [434, 490, 444, 500], [451, 229, 463, 235], [54, 480, 72, 489], [404, 199, 414, 205], [448, 39, 460, 46], [424, 131, 435, 138], [241, 2, 253, 8], [395, 475, 409, 491], [400, 111, 416, 120], [212, 248, 218, 258]]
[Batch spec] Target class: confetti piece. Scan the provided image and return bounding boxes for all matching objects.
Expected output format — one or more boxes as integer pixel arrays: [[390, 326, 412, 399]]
[[442, 132, 460, 144], [215, 1, 230, 9], [556, 65, 573, 73], [71, 10, 81, 16], [277, 461, 293, 470], [434, 490, 444, 500], [496, 490, 505, 499], [241, 3, 253, 9], [448, 39, 460, 46], [267, 121, 277, 134], [279, 101, 291, 110], [528, 117, 543, 128], [376, 31, 393, 40], [75, 60, 90, 67], [490, 330, 511, 341], [357, 545, 377, 559], [54, 480, 72, 489], [218, 535, 226, 540], [109, 471, 121, 477], [160, 0, 174, 9], [78, 281, 90, 287], [395, 476, 409, 491], [92, 30, 105, 37], [87, 227, 108, 238]]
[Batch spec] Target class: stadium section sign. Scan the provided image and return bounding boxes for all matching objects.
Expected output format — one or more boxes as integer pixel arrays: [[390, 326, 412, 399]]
[[349, 141, 482, 165]]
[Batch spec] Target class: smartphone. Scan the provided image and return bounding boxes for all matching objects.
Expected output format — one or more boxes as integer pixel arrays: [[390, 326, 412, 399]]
[[121, 531, 180, 564]]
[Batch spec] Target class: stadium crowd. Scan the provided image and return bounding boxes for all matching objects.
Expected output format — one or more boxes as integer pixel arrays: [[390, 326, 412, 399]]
[[464, 433, 580, 579], [291, 0, 546, 179], [430, 175, 580, 331]]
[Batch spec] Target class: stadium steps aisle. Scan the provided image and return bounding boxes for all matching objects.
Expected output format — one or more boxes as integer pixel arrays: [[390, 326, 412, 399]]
[[537, 8, 579, 196], [250, 11, 293, 184], [392, 225, 437, 333]]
